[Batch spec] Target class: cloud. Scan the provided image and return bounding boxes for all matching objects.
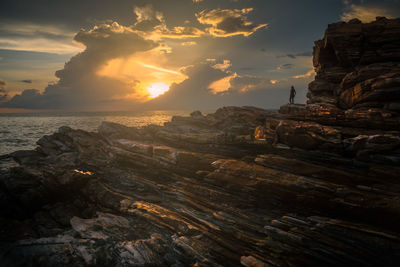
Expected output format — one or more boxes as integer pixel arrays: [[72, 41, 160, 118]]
[[4, 89, 42, 108], [2, 22, 157, 109], [202, 60, 272, 94], [132, 5, 204, 39], [146, 59, 295, 110], [0, 79, 9, 102], [0, 22, 82, 54], [212, 59, 232, 71], [20, 79, 32, 84], [147, 60, 231, 109], [228, 75, 273, 93], [277, 51, 312, 59], [181, 41, 197, 46], [292, 69, 315, 79], [155, 25, 205, 39], [277, 63, 294, 70], [341, 4, 395, 22], [196, 8, 267, 37], [209, 72, 237, 94], [133, 5, 165, 31]]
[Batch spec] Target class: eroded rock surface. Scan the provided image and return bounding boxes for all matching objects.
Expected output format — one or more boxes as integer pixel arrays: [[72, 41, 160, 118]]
[[1, 18, 400, 266]]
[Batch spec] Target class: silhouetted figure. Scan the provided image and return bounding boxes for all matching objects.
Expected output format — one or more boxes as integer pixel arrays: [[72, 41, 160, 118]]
[[289, 86, 296, 104]]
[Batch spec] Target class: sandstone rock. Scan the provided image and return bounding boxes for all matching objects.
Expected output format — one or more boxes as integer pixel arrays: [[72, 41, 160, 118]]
[[275, 120, 342, 151], [308, 17, 400, 126], [279, 104, 306, 116]]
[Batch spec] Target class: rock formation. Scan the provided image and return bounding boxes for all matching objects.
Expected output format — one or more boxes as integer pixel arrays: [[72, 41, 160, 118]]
[[1, 18, 400, 266]]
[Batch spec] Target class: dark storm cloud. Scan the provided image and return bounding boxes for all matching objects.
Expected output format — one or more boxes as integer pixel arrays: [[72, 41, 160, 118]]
[[2, 22, 157, 109]]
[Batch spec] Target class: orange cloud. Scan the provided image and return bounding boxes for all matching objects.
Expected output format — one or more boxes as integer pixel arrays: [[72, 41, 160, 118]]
[[212, 60, 232, 71], [132, 5, 205, 40], [209, 73, 237, 94], [292, 69, 315, 79], [97, 48, 187, 100], [154, 25, 205, 39], [196, 8, 267, 37]]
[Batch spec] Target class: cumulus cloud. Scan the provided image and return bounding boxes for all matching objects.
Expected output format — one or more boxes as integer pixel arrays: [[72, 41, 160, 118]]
[[147, 60, 231, 109], [192, 59, 272, 95], [132, 4, 204, 39], [2, 22, 157, 109], [196, 8, 267, 37], [133, 5, 165, 31], [1, 4, 272, 110], [4, 89, 42, 108], [341, 4, 395, 22], [0, 79, 9, 102], [147, 59, 293, 110]]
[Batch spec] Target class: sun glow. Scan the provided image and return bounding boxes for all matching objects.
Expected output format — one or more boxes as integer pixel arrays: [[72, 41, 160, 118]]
[[147, 82, 170, 98], [96, 49, 187, 101]]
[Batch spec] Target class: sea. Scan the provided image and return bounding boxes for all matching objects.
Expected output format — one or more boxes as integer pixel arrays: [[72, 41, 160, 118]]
[[0, 110, 195, 156]]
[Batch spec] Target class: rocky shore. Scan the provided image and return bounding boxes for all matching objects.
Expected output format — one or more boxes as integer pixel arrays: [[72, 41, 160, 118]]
[[1, 18, 400, 266]]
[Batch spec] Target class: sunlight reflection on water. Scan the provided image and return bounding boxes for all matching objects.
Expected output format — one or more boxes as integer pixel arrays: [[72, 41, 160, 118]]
[[0, 110, 196, 155]]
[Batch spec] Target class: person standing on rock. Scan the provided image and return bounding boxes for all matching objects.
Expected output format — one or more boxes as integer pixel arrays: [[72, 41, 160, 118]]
[[289, 86, 296, 104]]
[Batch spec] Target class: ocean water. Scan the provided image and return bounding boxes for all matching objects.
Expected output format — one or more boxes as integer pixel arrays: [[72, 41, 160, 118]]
[[0, 110, 193, 155]]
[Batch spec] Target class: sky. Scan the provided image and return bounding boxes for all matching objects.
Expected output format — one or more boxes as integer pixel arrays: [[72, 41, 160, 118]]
[[0, 0, 399, 111]]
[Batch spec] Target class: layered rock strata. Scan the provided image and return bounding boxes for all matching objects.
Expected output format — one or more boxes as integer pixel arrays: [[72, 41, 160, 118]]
[[1, 18, 400, 266], [283, 17, 400, 129], [1, 104, 400, 266]]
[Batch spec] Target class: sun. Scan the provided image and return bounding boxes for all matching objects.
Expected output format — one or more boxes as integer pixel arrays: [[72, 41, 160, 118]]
[[147, 82, 170, 98]]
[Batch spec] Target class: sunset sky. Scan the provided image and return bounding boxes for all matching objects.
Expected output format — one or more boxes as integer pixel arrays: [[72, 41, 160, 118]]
[[0, 0, 399, 111]]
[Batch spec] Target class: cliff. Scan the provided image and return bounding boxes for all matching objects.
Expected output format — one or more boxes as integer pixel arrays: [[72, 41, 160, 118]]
[[1, 18, 400, 266]]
